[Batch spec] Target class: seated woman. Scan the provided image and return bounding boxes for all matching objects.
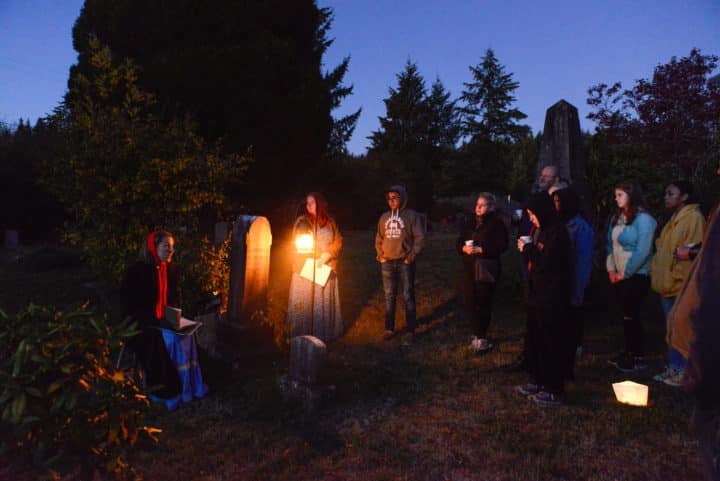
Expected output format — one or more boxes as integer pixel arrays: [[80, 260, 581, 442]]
[[121, 230, 208, 410]]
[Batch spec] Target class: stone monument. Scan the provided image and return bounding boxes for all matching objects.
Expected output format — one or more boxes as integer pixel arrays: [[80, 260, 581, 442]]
[[537, 99, 586, 182], [537, 99, 594, 224]]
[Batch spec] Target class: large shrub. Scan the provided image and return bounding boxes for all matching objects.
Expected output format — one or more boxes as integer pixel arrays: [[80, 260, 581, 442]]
[[0, 304, 157, 478]]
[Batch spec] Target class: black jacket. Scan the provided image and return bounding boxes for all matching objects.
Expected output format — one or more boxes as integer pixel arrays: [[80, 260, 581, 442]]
[[522, 193, 572, 308], [456, 210, 509, 276]]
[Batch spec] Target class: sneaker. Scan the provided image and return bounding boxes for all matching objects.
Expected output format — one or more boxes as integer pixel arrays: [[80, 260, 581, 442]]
[[607, 351, 627, 368], [515, 383, 540, 396], [530, 390, 564, 406], [616, 354, 647, 373], [400, 331, 414, 347], [653, 366, 673, 382], [663, 368, 685, 387], [383, 330, 394, 341], [470, 337, 494, 353]]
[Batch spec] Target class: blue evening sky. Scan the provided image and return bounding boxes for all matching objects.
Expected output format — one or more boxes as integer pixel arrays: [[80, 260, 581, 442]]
[[1, 0, 718, 155]]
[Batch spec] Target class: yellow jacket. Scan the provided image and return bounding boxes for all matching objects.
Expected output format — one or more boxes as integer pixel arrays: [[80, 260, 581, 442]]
[[650, 204, 705, 298]]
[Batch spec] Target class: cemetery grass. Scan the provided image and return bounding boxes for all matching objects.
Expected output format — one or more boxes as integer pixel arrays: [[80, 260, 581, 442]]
[[0, 233, 703, 481]]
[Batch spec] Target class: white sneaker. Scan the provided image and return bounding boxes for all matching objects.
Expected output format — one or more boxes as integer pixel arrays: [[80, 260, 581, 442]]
[[663, 368, 685, 387], [653, 366, 672, 382], [469, 336, 481, 351]]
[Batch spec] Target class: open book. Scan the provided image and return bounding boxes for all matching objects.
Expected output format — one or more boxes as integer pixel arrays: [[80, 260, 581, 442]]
[[299, 258, 332, 287], [176, 317, 203, 336]]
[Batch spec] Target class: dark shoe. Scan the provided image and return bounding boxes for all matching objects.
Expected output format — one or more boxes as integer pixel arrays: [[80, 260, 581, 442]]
[[530, 390, 564, 406], [400, 331, 414, 347], [607, 351, 628, 368], [615, 354, 647, 373], [383, 330, 394, 341], [515, 382, 540, 396]]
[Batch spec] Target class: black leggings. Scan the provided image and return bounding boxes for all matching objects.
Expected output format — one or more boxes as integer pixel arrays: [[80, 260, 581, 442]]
[[614, 274, 650, 356]]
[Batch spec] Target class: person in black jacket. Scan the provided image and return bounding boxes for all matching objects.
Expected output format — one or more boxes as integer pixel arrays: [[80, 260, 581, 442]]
[[456, 193, 509, 352], [514, 193, 573, 406], [121, 230, 207, 410]]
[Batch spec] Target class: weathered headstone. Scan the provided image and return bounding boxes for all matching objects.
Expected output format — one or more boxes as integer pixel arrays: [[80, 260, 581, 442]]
[[279, 335, 328, 411], [227, 215, 272, 324], [537, 99, 594, 224], [537, 99, 586, 182], [289, 335, 327, 384]]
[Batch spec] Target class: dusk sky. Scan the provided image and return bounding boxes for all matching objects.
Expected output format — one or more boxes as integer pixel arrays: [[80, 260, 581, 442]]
[[1, 0, 718, 155]]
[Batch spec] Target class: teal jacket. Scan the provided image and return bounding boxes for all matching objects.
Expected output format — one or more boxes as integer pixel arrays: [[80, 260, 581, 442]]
[[606, 211, 657, 277]]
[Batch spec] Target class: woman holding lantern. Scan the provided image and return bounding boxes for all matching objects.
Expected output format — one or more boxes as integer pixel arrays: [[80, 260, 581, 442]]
[[287, 192, 344, 342]]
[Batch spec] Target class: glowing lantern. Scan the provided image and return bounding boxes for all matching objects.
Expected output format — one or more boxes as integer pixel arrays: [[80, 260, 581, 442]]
[[295, 233, 314, 254], [612, 380, 648, 407]]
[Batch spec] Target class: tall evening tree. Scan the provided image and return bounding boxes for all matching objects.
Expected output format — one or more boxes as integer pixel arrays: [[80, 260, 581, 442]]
[[71, 1, 354, 210], [460, 48, 530, 144]]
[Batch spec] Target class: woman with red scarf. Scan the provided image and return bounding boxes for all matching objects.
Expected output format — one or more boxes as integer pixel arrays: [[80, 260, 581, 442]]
[[121, 230, 207, 410]]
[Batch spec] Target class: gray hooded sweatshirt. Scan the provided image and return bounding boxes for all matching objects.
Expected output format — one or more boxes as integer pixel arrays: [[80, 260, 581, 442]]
[[375, 185, 425, 263]]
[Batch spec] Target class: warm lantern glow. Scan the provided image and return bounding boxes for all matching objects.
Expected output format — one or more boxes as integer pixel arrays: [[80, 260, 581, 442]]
[[612, 380, 648, 407], [295, 233, 314, 254]]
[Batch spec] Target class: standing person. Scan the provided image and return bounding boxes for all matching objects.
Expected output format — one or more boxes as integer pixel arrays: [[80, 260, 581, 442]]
[[606, 181, 657, 372], [376, 185, 425, 345], [287, 192, 343, 342], [504, 164, 564, 372], [457, 193, 509, 353], [121, 230, 208, 410], [552, 188, 594, 365], [515, 193, 573, 406], [650, 181, 705, 386], [668, 161, 720, 481]]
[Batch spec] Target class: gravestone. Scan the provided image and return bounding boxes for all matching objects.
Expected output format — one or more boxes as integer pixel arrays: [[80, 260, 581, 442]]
[[279, 335, 328, 411], [227, 215, 272, 324], [537, 99, 594, 224], [289, 335, 327, 384], [213, 215, 273, 362], [537, 99, 586, 182]]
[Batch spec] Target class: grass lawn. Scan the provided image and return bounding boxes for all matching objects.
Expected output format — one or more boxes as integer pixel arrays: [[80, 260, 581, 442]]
[[0, 231, 702, 480]]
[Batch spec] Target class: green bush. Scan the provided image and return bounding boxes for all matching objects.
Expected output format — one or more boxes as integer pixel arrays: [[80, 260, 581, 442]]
[[0, 304, 157, 478]]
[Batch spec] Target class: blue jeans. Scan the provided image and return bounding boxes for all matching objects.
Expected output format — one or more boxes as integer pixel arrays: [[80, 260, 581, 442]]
[[661, 296, 688, 370], [381, 260, 417, 332]]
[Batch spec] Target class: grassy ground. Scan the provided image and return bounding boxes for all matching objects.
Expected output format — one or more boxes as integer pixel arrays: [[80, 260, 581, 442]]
[[0, 232, 703, 480]]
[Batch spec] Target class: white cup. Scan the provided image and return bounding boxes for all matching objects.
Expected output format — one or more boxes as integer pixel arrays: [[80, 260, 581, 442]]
[[515, 209, 523, 219], [519, 235, 532, 244], [465, 240, 474, 247]]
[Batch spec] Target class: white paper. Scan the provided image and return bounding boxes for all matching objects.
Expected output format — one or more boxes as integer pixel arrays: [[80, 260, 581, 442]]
[[176, 317, 202, 336], [299, 258, 332, 287]]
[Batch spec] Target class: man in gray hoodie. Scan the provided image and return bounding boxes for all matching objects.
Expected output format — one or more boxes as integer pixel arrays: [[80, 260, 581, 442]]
[[375, 185, 425, 344]]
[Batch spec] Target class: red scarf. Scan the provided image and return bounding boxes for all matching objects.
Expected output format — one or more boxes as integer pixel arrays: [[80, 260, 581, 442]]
[[147, 231, 168, 319]]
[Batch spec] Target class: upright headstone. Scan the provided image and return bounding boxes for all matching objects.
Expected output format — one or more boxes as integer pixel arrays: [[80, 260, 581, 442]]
[[227, 215, 272, 324], [289, 335, 327, 384], [537, 99, 586, 182], [537, 100, 594, 224]]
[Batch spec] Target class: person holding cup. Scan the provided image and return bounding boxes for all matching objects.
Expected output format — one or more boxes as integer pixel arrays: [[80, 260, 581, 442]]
[[456, 193, 509, 353], [121, 229, 208, 410], [515, 193, 572, 406]]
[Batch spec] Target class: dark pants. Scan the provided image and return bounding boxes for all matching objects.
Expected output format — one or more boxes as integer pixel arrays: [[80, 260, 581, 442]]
[[461, 273, 495, 338], [130, 327, 182, 399], [526, 304, 571, 394], [692, 404, 720, 481], [615, 274, 650, 356], [381, 260, 417, 332]]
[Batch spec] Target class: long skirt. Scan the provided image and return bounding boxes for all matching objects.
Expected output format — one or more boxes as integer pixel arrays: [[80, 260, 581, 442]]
[[149, 329, 208, 411], [287, 272, 343, 342]]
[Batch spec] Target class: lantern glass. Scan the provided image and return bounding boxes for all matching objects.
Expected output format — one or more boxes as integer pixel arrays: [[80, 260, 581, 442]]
[[295, 233, 314, 254]]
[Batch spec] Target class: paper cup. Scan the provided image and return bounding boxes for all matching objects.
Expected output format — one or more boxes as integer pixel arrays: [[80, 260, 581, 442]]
[[519, 235, 532, 244], [465, 240, 474, 247]]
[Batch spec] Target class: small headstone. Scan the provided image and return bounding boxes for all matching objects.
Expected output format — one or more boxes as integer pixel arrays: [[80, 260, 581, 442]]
[[289, 335, 327, 384]]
